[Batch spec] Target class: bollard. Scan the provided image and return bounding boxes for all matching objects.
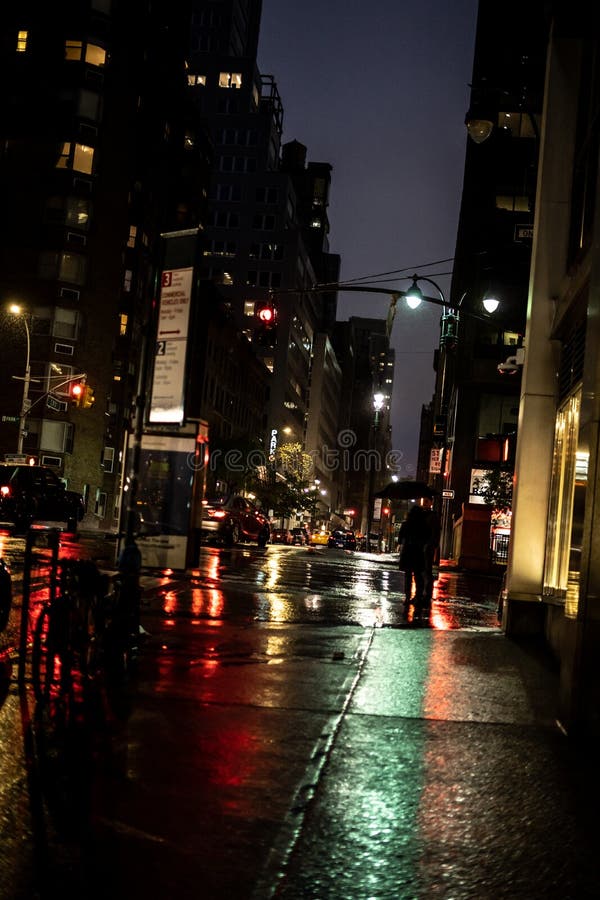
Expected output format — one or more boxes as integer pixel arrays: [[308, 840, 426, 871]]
[[0, 559, 12, 632]]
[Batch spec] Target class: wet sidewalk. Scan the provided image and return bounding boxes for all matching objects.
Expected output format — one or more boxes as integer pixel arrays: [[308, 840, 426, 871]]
[[0, 573, 599, 899]]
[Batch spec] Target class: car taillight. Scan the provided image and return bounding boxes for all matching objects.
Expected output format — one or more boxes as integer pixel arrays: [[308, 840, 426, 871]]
[[208, 509, 227, 519], [0, 486, 10, 497]]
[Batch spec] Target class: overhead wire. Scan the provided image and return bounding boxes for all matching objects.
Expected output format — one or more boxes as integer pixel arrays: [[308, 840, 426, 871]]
[[323, 256, 455, 287]]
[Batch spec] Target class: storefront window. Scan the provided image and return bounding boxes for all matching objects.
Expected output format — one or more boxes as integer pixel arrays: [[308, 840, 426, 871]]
[[543, 389, 581, 601]]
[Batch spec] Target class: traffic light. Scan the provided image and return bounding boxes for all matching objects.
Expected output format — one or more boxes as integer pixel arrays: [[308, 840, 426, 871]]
[[82, 385, 95, 409], [255, 303, 277, 348], [70, 381, 84, 407]]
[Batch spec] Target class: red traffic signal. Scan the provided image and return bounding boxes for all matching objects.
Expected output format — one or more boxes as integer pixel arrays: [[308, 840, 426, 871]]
[[256, 304, 276, 324], [255, 303, 277, 348], [71, 382, 84, 406]]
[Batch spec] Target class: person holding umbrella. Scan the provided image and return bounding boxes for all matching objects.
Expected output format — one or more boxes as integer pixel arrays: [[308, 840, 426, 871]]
[[397, 504, 429, 611], [376, 481, 439, 615]]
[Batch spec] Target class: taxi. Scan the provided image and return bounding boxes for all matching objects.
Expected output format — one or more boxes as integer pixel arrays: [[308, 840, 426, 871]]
[[310, 529, 330, 546]]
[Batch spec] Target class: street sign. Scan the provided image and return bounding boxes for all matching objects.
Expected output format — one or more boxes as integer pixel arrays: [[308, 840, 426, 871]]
[[515, 224, 533, 241], [442, 489, 455, 499], [429, 448, 442, 474], [46, 395, 67, 412], [1, 416, 20, 423]]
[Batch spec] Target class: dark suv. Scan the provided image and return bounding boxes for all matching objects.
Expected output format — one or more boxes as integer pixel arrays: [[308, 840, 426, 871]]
[[0, 464, 84, 533]]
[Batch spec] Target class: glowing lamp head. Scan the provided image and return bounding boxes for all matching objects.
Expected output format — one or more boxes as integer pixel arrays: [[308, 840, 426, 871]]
[[405, 278, 424, 309]]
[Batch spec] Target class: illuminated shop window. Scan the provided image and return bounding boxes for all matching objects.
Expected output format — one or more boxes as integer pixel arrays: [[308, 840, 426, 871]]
[[219, 72, 242, 89], [543, 389, 582, 601], [16, 30, 28, 52]]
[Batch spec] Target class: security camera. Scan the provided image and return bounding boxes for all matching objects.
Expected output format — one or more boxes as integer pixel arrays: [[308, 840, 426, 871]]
[[497, 355, 519, 375]]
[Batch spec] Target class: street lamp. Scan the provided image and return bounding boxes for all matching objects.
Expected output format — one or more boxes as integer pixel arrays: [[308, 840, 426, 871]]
[[9, 304, 32, 456]]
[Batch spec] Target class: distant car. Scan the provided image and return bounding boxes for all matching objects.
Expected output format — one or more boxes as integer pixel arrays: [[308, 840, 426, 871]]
[[291, 527, 310, 546], [0, 464, 84, 534], [328, 529, 357, 550], [200, 494, 270, 547], [271, 527, 293, 545], [310, 530, 330, 546]]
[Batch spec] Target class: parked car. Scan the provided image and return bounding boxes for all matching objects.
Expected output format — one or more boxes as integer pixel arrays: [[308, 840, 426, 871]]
[[328, 529, 357, 550], [200, 494, 270, 547], [0, 464, 84, 534], [291, 526, 310, 546], [310, 530, 330, 546], [270, 527, 293, 544]]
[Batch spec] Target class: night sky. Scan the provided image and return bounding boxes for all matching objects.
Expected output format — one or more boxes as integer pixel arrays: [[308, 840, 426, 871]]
[[258, 0, 479, 474]]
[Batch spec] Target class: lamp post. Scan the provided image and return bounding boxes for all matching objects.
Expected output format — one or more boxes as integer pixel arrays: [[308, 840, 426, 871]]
[[9, 304, 32, 456], [366, 391, 385, 552], [403, 276, 502, 557]]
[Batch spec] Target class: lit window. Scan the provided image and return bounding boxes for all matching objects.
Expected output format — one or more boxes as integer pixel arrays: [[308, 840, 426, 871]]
[[244, 301, 255, 317], [119, 314, 128, 336], [85, 44, 106, 66], [123, 270, 132, 292], [187, 74, 206, 86], [310, 218, 321, 228], [495, 195, 529, 212], [65, 40, 83, 61], [16, 30, 28, 52], [66, 196, 90, 229], [184, 132, 194, 149], [73, 143, 94, 174], [219, 72, 242, 89], [127, 225, 137, 248], [56, 142, 71, 168]]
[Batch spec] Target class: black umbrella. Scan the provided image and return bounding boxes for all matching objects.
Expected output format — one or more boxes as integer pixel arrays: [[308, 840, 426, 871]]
[[373, 480, 438, 500]]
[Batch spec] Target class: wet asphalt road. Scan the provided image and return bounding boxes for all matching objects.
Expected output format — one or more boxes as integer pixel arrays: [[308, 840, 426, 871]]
[[8, 535, 589, 899]]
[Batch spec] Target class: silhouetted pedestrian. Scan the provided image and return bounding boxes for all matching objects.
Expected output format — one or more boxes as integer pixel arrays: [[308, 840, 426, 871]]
[[398, 505, 429, 609]]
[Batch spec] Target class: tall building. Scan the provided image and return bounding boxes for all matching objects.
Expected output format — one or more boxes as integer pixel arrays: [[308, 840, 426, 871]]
[[185, 3, 340, 464], [427, 0, 548, 564], [505, 3, 600, 738], [334, 317, 394, 536], [0, 0, 344, 533], [0, 0, 211, 529]]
